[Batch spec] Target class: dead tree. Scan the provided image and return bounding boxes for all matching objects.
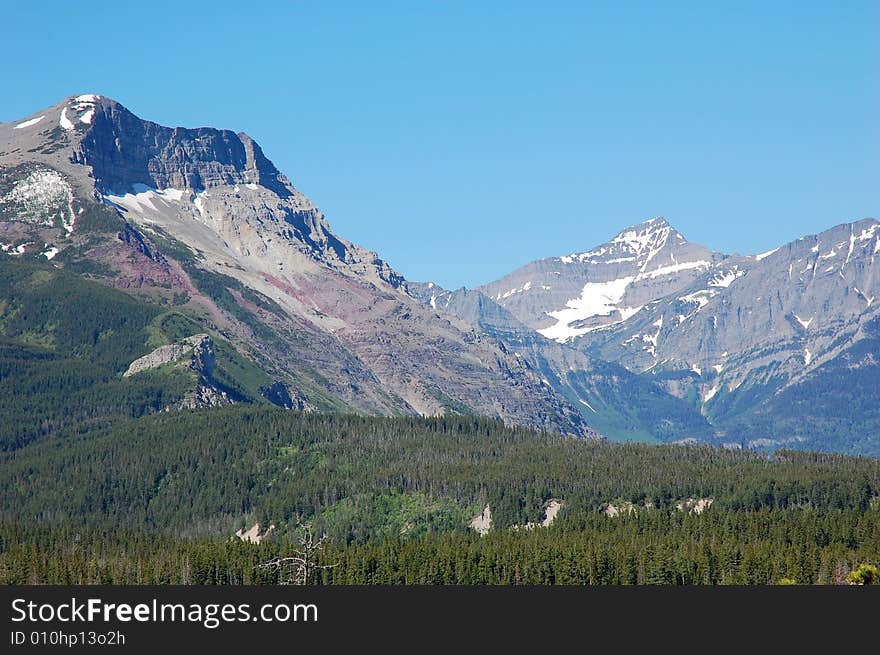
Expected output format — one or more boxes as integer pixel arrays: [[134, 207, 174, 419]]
[[257, 520, 335, 585]]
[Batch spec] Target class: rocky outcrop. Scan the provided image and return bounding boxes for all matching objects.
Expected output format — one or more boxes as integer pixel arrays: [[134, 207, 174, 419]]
[[469, 504, 493, 536], [234, 522, 275, 544], [511, 499, 565, 531], [179, 383, 231, 410], [123, 334, 213, 377], [124, 334, 232, 410], [675, 498, 714, 514], [261, 380, 316, 412], [602, 501, 638, 518]]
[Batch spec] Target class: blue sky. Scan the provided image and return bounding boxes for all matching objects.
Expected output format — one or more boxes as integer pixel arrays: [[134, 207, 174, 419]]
[[2, 1, 877, 288]]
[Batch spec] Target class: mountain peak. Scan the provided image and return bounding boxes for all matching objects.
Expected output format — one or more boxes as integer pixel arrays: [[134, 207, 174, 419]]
[[559, 216, 688, 266], [71, 98, 292, 197], [2, 94, 292, 198]]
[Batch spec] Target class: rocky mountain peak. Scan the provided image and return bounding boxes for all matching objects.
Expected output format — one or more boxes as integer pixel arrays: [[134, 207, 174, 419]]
[[559, 216, 693, 271], [66, 96, 291, 197], [478, 216, 721, 341]]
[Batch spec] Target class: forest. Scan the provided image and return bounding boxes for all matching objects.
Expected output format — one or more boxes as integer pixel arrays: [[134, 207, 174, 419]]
[[1, 408, 879, 585]]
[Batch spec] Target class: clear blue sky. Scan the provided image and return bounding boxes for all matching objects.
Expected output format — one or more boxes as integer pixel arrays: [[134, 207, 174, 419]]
[[2, 1, 877, 288]]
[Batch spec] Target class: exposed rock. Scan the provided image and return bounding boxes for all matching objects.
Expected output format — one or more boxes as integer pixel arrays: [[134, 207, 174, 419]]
[[541, 499, 564, 527], [469, 504, 493, 536], [675, 498, 714, 514], [178, 383, 231, 410], [511, 499, 565, 531], [124, 334, 231, 410], [235, 522, 275, 544], [261, 380, 316, 412], [602, 501, 637, 518], [479, 218, 721, 340], [123, 334, 212, 377], [0, 95, 608, 438]]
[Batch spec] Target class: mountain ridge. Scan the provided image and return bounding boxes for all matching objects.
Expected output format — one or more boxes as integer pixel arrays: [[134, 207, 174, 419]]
[[0, 94, 598, 439], [2, 93, 878, 453]]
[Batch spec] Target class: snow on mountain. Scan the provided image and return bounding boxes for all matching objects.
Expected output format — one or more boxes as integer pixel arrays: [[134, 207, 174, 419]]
[[480, 217, 722, 342], [0, 168, 77, 235], [14, 115, 44, 130]]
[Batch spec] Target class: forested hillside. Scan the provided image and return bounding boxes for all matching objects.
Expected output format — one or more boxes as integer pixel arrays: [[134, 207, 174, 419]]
[[1, 405, 879, 584]]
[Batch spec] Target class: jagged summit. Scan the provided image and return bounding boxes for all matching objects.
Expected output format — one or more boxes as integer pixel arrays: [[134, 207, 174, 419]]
[[77, 95, 290, 197], [478, 215, 721, 340], [4, 94, 290, 197], [559, 216, 688, 267]]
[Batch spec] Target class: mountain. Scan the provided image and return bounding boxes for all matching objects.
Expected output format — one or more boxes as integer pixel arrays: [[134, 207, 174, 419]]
[[478, 218, 724, 340], [583, 220, 880, 453], [407, 282, 715, 442], [477, 217, 880, 454], [3, 94, 877, 454], [0, 94, 596, 440]]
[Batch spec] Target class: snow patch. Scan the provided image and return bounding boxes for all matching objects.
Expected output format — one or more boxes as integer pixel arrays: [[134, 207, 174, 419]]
[[1, 242, 31, 255], [578, 398, 597, 413], [709, 267, 745, 288], [105, 185, 187, 214], [14, 115, 45, 129], [0, 169, 76, 235], [59, 108, 74, 130], [640, 260, 709, 279], [854, 287, 874, 307], [793, 314, 813, 330], [754, 247, 779, 261], [497, 280, 532, 300], [74, 94, 101, 103], [538, 276, 635, 342], [41, 246, 59, 260], [702, 385, 719, 403], [678, 290, 712, 311], [804, 349, 812, 366], [79, 108, 95, 125]]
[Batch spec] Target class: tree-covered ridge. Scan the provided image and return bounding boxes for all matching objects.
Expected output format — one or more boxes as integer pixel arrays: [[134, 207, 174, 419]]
[[0, 257, 283, 450], [2, 407, 878, 541]]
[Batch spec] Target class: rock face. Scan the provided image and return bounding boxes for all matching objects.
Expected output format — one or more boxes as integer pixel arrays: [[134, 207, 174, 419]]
[[124, 334, 214, 377], [71, 96, 291, 197], [261, 380, 315, 412], [586, 220, 880, 373], [469, 504, 493, 535], [511, 499, 565, 531], [235, 522, 275, 544], [179, 383, 231, 410], [0, 95, 595, 438], [124, 334, 232, 410]]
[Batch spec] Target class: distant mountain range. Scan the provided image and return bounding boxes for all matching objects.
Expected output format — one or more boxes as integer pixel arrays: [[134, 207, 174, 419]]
[[417, 216, 880, 453], [1, 95, 877, 454]]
